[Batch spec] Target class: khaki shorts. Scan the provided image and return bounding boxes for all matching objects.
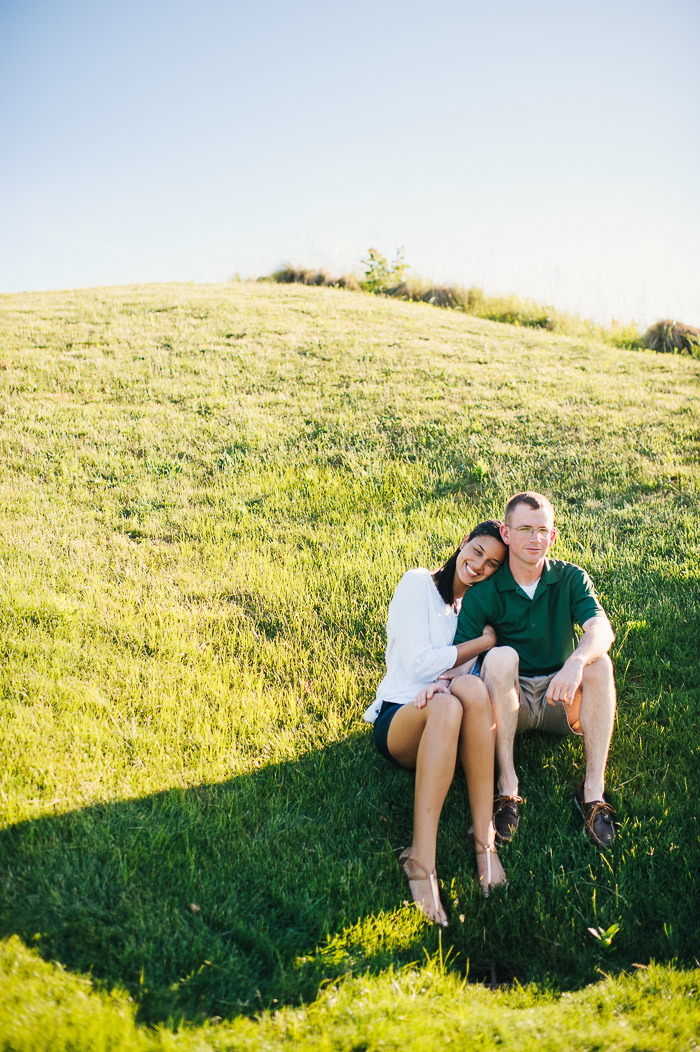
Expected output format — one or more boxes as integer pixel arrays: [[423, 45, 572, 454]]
[[517, 673, 582, 736]]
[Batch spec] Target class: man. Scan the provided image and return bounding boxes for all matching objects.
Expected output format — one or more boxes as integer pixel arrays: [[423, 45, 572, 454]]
[[454, 491, 617, 847]]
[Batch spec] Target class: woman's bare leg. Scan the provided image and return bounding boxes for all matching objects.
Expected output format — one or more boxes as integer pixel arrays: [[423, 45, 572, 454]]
[[451, 676, 507, 892], [386, 694, 462, 923]]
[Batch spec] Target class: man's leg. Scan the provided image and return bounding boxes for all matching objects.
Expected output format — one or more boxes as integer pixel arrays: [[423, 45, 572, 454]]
[[481, 646, 520, 797], [576, 653, 616, 803], [562, 653, 617, 847]]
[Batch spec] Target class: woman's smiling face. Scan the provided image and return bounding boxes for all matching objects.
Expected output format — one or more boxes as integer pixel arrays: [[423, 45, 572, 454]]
[[453, 533, 506, 597]]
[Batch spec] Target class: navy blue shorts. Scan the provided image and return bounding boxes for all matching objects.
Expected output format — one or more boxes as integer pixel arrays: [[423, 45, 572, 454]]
[[372, 701, 404, 766], [373, 659, 484, 766]]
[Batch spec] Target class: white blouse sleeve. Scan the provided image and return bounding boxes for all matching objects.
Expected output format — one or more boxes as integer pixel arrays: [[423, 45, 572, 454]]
[[387, 572, 458, 682]]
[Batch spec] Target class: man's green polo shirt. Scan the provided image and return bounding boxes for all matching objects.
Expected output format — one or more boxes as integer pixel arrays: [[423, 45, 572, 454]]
[[455, 558, 605, 676]]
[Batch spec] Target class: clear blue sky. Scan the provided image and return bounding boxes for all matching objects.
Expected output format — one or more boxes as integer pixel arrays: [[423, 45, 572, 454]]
[[2, 0, 698, 325]]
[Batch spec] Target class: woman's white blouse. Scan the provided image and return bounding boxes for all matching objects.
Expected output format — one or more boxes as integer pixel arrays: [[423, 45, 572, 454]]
[[363, 568, 459, 723]]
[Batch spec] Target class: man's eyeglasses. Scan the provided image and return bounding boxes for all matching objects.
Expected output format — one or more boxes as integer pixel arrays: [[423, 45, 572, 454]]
[[512, 526, 552, 538]]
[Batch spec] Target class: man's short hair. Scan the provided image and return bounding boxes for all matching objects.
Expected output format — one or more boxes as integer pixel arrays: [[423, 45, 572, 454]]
[[505, 491, 555, 523]]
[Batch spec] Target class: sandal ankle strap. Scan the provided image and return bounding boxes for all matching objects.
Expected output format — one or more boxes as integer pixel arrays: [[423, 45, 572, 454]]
[[473, 838, 497, 854]]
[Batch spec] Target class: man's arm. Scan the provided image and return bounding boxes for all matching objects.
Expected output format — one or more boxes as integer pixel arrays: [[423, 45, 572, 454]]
[[454, 587, 489, 644], [546, 614, 615, 704]]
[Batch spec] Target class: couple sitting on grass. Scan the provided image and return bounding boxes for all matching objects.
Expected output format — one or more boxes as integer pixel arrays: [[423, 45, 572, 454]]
[[363, 491, 617, 926]]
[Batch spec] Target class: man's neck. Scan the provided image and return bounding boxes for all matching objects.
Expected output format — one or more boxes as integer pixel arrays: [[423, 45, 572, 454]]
[[509, 554, 546, 587]]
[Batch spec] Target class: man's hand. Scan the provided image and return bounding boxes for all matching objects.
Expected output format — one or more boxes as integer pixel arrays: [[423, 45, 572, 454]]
[[546, 615, 615, 706], [482, 624, 497, 649], [414, 681, 452, 708], [546, 655, 585, 705]]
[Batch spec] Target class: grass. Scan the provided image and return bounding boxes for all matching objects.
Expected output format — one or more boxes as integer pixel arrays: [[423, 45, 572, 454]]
[[0, 280, 699, 1049], [3, 937, 700, 1052]]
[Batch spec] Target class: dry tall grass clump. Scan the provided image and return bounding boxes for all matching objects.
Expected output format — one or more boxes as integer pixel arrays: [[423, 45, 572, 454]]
[[383, 281, 484, 312], [381, 279, 428, 301], [642, 319, 700, 358], [421, 285, 468, 309], [268, 265, 360, 291]]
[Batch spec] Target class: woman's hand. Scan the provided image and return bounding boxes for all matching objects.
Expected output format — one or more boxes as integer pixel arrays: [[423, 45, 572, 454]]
[[414, 681, 452, 708], [481, 624, 497, 650]]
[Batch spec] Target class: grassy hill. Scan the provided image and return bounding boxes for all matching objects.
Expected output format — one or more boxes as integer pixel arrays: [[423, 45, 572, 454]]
[[0, 280, 699, 1050]]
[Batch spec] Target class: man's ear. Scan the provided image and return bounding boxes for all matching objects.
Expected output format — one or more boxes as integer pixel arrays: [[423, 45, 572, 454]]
[[549, 525, 557, 546], [500, 522, 510, 545]]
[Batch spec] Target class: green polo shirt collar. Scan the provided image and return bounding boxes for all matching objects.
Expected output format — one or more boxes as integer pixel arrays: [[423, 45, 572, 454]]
[[495, 558, 563, 601]]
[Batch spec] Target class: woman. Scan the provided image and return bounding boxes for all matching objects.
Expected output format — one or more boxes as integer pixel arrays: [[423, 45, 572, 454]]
[[364, 521, 507, 925]]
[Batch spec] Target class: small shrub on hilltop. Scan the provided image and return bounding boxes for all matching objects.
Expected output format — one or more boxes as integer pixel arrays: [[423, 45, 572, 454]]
[[643, 318, 700, 358], [360, 247, 409, 294]]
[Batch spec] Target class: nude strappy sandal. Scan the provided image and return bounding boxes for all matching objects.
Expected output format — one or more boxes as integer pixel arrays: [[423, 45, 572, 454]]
[[398, 848, 448, 927], [474, 838, 503, 898]]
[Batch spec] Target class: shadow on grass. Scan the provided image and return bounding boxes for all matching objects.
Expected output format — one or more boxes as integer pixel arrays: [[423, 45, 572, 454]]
[[1, 727, 697, 1026], [0, 733, 432, 1025]]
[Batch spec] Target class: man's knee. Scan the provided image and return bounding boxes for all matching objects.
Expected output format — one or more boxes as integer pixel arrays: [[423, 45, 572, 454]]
[[583, 653, 615, 693], [580, 655, 616, 727], [482, 646, 519, 684]]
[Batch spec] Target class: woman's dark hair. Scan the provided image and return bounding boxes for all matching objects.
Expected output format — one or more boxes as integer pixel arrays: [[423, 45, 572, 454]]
[[432, 520, 504, 606]]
